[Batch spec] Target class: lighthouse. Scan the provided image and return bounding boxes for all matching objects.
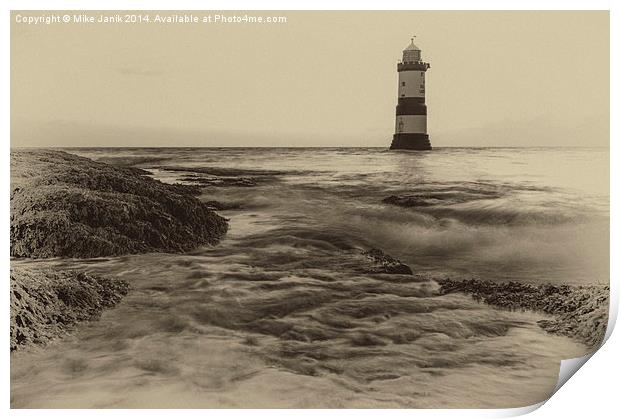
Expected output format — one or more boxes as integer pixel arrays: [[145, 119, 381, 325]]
[[390, 37, 432, 150]]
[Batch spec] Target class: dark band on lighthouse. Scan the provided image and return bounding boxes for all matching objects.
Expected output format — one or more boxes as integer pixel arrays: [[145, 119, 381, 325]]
[[390, 38, 432, 150]]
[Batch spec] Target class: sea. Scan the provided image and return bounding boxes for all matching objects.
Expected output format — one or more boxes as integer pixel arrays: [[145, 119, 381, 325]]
[[10, 147, 610, 408]]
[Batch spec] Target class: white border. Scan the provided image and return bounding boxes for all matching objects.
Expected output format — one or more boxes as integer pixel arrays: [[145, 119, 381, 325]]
[[2, 1, 617, 418]]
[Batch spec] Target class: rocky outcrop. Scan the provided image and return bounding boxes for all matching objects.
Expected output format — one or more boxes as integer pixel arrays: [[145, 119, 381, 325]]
[[10, 267, 129, 351], [437, 278, 609, 347], [10, 150, 228, 258], [362, 248, 413, 275]]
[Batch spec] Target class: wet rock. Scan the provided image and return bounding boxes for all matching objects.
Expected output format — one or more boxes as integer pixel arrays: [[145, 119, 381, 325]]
[[349, 332, 389, 347], [10, 150, 228, 258], [437, 278, 609, 347], [95, 156, 171, 167], [362, 248, 413, 275], [10, 266, 129, 351], [159, 165, 284, 188], [382, 183, 510, 209], [382, 195, 438, 207], [180, 174, 258, 187], [204, 200, 243, 211], [159, 165, 285, 177]]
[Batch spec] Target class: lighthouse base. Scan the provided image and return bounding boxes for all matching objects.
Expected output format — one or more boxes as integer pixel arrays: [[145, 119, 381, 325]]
[[390, 133, 432, 150]]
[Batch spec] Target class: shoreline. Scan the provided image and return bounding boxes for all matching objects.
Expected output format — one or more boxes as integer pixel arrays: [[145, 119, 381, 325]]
[[437, 278, 609, 348], [9, 149, 229, 351], [9, 150, 609, 355]]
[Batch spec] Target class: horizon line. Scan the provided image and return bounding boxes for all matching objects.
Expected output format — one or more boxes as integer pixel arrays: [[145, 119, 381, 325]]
[[10, 145, 611, 150]]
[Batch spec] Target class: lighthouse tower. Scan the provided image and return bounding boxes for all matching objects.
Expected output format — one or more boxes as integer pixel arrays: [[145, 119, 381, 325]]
[[390, 37, 432, 150]]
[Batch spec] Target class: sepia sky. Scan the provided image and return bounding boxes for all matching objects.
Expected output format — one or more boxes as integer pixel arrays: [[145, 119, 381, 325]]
[[11, 11, 609, 147]]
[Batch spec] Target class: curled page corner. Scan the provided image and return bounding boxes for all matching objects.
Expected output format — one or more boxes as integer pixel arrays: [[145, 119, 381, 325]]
[[497, 351, 601, 417], [554, 353, 595, 393], [551, 313, 614, 396], [541, 288, 617, 407], [550, 299, 616, 397], [496, 402, 546, 418]]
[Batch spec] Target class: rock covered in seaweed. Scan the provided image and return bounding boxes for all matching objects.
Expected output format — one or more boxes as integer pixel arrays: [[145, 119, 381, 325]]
[[362, 248, 413, 275], [10, 267, 129, 351], [437, 278, 609, 347], [10, 150, 229, 258]]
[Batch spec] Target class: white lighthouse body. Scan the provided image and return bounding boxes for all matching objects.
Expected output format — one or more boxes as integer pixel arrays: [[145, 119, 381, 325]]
[[390, 38, 432, 150]]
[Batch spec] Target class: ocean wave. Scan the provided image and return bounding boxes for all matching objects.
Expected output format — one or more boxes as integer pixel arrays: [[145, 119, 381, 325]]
[[414, 202, 584, 226]]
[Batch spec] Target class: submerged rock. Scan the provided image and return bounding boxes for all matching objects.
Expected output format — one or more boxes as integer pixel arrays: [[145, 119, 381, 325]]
[[10, 150, 228, 258], [179, 174, 258, 187], [382, 183, 508, 208], [159, 165, 284, 188], [362, 248, 413, 275], [382, 195, 438, 207], [10, 267, 129, 351], [437, 278, 609, 347], [159, 165, 286, 177], [204, 200, 244, 211]]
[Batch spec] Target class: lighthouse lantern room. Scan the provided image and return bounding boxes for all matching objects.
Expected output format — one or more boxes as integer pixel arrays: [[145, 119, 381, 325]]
[[390, 37, 432, 150]]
